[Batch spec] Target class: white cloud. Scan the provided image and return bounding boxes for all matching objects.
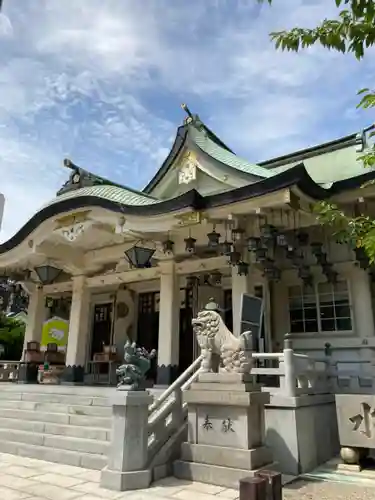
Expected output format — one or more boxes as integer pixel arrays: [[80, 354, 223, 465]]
[[0, 0, 372, 242]]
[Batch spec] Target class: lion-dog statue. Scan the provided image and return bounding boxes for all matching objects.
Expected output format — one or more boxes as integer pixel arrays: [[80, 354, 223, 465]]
[[192, 301, 253, 374]]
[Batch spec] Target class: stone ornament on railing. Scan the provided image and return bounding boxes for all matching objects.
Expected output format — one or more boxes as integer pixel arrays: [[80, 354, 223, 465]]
[[192, 298, 253, 374], [116, 341, 156, 390]]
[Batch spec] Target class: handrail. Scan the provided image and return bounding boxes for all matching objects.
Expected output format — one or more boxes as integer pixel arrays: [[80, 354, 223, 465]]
[[149, 354, 203, 414]]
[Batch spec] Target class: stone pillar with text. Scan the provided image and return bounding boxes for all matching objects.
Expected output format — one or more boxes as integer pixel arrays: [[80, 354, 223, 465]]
[[174, 372, 275, 488], [156, 261, 180, 385], [62, 275, 90, 383]]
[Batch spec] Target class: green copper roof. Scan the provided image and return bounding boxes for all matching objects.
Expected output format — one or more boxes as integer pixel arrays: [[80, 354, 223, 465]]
[[190, 125, 274, 179], [44, 185, 158, 208]]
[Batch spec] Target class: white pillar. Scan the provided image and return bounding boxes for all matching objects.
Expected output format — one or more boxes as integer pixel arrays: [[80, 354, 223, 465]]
[[231, 267, 249, 337], [64, 275, 90, 383], [22, 285, 46, 359], [156, 262, 180, 385]]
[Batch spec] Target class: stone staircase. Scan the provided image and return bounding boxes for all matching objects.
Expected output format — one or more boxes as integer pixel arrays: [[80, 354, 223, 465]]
[[0, 384, 115, 470]]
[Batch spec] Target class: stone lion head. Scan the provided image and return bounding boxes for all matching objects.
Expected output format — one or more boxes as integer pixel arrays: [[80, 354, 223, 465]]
[[192, 309, 221, 339]]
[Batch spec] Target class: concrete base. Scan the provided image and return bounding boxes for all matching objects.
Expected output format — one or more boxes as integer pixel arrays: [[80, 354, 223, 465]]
[[265, 393, 339, 476], [100, 466, 151, 491], [173, 460, 278, 489]]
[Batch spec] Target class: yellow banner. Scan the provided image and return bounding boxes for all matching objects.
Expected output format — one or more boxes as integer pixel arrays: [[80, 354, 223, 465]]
[[41, 317, 69, 348]]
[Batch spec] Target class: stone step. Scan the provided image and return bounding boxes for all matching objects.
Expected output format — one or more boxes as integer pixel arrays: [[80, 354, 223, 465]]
[[0, 416, 111, 441], [0, 408, 112, 428], [0, 428, 109, 455], [0, 391, 110, 407], [0, 439, 106, 470], [0, 398, 111, 416]]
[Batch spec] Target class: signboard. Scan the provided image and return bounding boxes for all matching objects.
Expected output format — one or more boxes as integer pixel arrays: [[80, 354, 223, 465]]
[[41, 316, 69, 350], [240, 293, 264, 352]]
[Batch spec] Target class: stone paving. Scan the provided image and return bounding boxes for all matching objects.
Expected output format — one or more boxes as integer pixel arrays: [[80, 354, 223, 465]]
[[0, 452, 374, 500]]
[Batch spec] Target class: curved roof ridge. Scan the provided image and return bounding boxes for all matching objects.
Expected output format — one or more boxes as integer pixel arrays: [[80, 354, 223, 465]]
[[189, 125, 275, 179]]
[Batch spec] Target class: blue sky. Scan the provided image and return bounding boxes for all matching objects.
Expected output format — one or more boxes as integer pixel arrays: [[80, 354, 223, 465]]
[[0, 0, 373, 242]]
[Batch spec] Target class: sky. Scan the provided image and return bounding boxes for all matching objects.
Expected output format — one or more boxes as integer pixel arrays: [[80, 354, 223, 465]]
[[0, 0, 374, 242]]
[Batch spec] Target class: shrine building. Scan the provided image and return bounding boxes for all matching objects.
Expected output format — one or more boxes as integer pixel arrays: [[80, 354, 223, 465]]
[[1, 106, 375, 385]]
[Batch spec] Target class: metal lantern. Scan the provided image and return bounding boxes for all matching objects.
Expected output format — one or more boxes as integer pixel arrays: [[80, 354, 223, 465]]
[[276, 233, 288, 247], [228, 250, 241, 266], [237, 261, 249, 276], [285, 246, 295, 260], [255, 246, 268, 262], [34, 265, 62, 285], [210, 270, 222, 286], [231, 227, 244, 241], [247, 236, 259, 252], [184, 236, 197, 253], [161, 239, 174, 254], [221, 240, 232, 256], [263, 262, 280, 281], [297, 231, 309, 246], [124, 245, 155, 269], [311, 242, 323, 256], [260, 224, 277, 242], [207, 230, 221, 248]]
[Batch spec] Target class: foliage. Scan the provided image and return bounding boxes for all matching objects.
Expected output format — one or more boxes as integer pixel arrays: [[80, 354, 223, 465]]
[[0, 314, 25, 360], [259, 0, 375, 259]]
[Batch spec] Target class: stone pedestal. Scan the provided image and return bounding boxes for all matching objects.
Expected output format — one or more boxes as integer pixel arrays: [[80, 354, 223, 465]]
[[174, 373, 275, 489], [101, 389, 153, 491], [336, 393, 375, 465]]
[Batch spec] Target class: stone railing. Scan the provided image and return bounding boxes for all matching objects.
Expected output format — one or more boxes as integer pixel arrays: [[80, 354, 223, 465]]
[[328, 358, 375, 394], [147, 354, 203, 475], [252, 337, 331, 397], [0, 361, 20, 382]]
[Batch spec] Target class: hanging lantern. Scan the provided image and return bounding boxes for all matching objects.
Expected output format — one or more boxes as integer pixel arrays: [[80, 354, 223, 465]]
[[291, 251, 304, 268], [237, 261, 249, 276], [263, 261, 281, 281], [34, 265, 62, 285], [231, 227, 244, 241], [207, 230, 221, 248], [276, 233, 288, 247], [184, 236, 197, 253], [311, 242, 323, 256], [124, 245, 155, 269], [161, 239, 174, 254], [221, 240, 232, 256], [203, 274, 211, 285], [228, 250, 241, 266], [210, 270, 222, 285], [297, 231, 309, 246], [247, 236, 260, 252], [285, 246, 295, 260], [255, 246, 268, 262], [260, 224, 276, 241]]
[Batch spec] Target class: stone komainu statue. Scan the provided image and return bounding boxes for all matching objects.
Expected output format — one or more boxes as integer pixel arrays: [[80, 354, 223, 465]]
[[192, 300, 253, 374]]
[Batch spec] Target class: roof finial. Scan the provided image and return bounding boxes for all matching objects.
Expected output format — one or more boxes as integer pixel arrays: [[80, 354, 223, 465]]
[[181, 103, 194, 124]]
